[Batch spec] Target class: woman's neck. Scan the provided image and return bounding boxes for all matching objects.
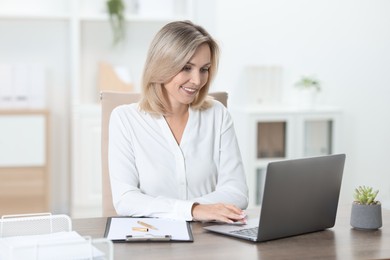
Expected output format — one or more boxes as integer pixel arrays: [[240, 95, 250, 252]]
[[164, 105, 189, 145], [168, 102, 189, 117]]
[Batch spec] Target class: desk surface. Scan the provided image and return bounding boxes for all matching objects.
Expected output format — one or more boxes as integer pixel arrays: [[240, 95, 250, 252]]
[[73, 205, 390, 260]]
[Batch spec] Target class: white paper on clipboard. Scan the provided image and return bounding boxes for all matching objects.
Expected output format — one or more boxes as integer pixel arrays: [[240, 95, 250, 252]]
[[104, 217, 193, 242]]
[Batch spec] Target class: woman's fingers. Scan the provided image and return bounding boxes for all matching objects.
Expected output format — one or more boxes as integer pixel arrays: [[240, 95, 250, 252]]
[[192, 203, 247, 223]]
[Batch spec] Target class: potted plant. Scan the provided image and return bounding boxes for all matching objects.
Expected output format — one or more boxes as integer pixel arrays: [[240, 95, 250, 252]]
[[294, 75, 321, 108], [294, 76, 321, 92], [350, 186, 382, 230], [106, 0, 126, 45]]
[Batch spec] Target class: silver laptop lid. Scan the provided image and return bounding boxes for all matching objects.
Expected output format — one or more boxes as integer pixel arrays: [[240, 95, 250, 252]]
[[257, 154, 346, 242]]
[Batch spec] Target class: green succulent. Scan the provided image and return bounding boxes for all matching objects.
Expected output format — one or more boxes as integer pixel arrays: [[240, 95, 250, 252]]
[[353, 186, 379, 205]]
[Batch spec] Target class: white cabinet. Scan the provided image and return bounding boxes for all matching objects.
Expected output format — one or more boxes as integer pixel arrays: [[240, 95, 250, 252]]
[[0, 114, 46, 166], [0, 110, 50, 215], [231, 106, 342, 207]]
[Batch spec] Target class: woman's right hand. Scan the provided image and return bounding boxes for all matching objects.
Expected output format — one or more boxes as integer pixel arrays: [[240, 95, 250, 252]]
[[191, 203, 247, 224]]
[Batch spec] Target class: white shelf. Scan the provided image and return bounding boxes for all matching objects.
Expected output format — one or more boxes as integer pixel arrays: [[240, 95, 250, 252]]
[[0, 13, 186, 22], [79, 13, 187, 22], [232, 104, 341, 114], [0, 12, 71, 20]]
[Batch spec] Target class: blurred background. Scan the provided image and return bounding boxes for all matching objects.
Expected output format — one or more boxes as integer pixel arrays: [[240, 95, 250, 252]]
[[0, 0, 389, 217]]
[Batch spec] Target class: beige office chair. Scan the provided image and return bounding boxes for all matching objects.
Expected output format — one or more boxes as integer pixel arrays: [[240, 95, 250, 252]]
[[100, 91, 228, 217]]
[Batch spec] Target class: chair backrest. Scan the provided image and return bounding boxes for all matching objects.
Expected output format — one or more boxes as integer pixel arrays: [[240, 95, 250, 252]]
[[100, 91, 228, 217]]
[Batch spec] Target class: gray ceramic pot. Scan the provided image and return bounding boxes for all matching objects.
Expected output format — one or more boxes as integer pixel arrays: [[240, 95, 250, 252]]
[[350, 203, 382, 230]]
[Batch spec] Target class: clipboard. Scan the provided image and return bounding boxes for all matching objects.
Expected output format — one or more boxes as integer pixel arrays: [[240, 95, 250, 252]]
[[104, 217, 193, 242]]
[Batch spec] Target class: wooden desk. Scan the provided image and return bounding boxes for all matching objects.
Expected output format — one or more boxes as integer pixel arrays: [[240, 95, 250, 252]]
[[73, 205, 390, 260]]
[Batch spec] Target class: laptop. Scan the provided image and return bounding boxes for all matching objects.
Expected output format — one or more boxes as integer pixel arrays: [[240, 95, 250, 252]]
[[204, 154, 346, 242]]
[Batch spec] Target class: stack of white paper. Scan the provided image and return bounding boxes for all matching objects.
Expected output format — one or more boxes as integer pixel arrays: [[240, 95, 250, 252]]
[[0, 231, 104, 260]]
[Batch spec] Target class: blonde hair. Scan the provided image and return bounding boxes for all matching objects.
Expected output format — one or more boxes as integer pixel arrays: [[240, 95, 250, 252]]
[[139, 20, 219, 115]]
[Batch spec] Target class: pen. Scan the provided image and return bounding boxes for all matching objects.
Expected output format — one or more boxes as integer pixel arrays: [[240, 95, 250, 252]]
[[132, 227, 149, 232], [137, 220, 158, 230]]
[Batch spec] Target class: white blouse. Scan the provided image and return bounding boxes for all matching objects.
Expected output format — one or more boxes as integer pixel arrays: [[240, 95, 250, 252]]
[[108, 100, 248, 221]]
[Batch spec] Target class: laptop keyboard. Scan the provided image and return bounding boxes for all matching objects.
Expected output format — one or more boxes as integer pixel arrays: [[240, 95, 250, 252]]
[[230, 227, 258, 238]]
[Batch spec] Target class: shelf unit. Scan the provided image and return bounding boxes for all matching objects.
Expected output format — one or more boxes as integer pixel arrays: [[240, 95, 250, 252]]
[[0, 110, 50, 215], [0, 0, 194, 217], [231, 105, 342, 207]]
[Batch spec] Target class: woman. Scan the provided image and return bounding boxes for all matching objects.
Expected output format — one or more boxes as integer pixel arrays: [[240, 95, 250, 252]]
[[109, 20, 248, 223]]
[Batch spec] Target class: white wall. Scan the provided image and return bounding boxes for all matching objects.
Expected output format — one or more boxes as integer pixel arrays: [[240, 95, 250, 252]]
[[207, 0, 390, 206]]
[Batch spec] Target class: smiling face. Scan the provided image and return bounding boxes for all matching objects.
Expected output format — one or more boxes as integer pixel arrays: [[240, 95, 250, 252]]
[[163, 43, 211, 110]]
